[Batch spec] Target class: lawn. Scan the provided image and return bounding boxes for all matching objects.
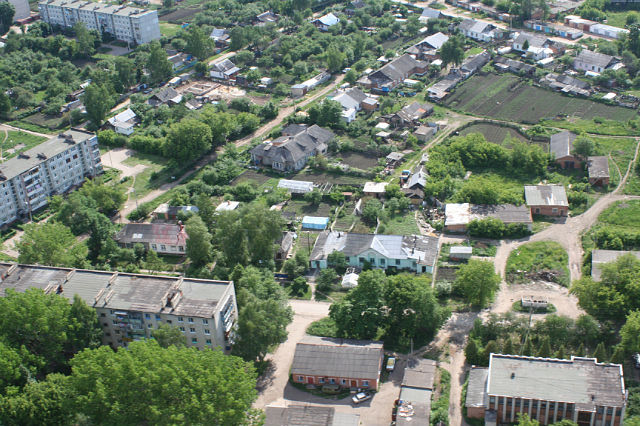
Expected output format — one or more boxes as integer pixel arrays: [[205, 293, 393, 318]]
[[306, 317, 338, 337], [464, 47, 484, 58], [159, 22, 181, 37], [0, 131, 47, 161], [593, 136, 637, 188], [122, 153, 171, 197], [283, 200, 336, 218], [602, 11, 629, 29], [505, 241, 570, 286], [583, 200, 640, 251], [282, 281, 313, 300], [381, 211, 420, 235], [445, 73, 637, 124]]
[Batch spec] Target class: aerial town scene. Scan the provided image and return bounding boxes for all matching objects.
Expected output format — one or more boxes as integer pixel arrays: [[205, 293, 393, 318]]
[[0, 0, 639, 423]]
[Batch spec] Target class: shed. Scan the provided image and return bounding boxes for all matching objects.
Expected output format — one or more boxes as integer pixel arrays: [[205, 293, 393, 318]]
[[450, 246, 473, 261], [278, 179, 314, 194], [302, 216, 330, 230], [215, 201, 240, 212]]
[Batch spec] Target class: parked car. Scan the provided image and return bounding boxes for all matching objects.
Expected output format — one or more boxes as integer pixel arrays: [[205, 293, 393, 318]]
[[386, 357, 396, 372], [352, 391, 372, 404]]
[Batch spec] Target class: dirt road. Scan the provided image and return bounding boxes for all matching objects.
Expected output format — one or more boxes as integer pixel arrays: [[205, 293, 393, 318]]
[[0, 123, 54, 138]]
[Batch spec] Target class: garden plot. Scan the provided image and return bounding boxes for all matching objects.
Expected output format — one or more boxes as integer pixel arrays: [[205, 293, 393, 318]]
[[333, 152, 380, 170], [459, 123, 529, 145]]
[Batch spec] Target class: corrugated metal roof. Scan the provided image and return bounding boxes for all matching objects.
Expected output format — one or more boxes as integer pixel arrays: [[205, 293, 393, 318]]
[[524, 185, 568, 207], [465, 367, 488, 408]]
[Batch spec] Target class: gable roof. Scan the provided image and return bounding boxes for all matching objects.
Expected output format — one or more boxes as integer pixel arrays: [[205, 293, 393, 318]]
[[115, 223, 187, 246], [346, 87, 368, 104], [317, 12, 340, 26], [212, 58, 239, 75], [398, 101, 434, 122], [549, 130, 577, 159], [421, 32, 449, 49], [108, 108, 137, 126], [524, 185, 568, 207], [514, 32, 548, 48], [151, 87, 181, 104], [576, 49, 615, 69], [421, 7, 442, 19], [291, 336, 383, 379], [406, 167, 427, 189], [332, 92, 360, 111], [459, 18, 493, 34], [251, 125, 334, 166], [369, 54, 426, 85], [461, 51, 491, 73]]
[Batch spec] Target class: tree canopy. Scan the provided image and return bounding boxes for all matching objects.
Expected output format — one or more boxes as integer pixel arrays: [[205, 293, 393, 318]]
[[455, 259, 501, 307]]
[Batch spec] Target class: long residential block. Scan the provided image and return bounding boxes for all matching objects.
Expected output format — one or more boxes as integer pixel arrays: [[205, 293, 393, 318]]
[[0, 263, 237, 351], [38, 0, 161, 45], [0, 129, 102, 227]]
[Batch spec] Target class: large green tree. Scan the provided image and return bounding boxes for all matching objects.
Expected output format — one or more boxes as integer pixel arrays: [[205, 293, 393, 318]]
[[147, 41, 172, 84], [164, 118, 212, 162], [17, 222, 87, 267], [69, 340, 258, 425], [621, 310, 640, 355], [184, 26, 213, 60], [440, 36, 464, 67], [0, 2, 15, 35], [185, 215, 212, 267], [78, 177, 126, 215], [152, 324, 186, 348], [84, 83, 113, 127], [455, 259, 501, 307], [74, 23, 96, 57]]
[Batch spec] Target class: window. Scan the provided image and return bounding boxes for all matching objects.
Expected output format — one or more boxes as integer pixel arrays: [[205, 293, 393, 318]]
[[190, 328, 196, 333], [145, 313, 151, 320], [202, 319, 209, 325], [369, 258, 375, 264], [155, 315, 161, 321], [103, 323, 108, 327], [147, 324, 152, 328], [179, 326, 185, 332], [362, 380, 369, 387], [329, 378, 335, 384], [100, 313, 106, 317], [160, 245, 166, 251], [380, 258, 385, 265], [191, 338, 198, 344], [112, 320, 117, 324], [298, 376, 304, 382], [359, 257, 365, 263], [341, 379, 346, 385], [396, 259, 400, 265], [178, 317, 184, 322], [318, 378, 325, 384], [206, 339, 212, 345], [204, 329, 210, 335], [115, 330, 120, 334], [166, 320, 172, 324], [188, 318, 194, 323], [105, 332, 111, 337]]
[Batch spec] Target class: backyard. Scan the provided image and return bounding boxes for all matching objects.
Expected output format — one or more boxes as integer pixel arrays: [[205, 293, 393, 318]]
[[445, 73, 638, 124], [122, 153, 171, 197]]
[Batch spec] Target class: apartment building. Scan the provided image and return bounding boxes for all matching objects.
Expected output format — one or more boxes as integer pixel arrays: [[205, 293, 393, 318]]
[[0, 129, 102, 228], [38, 0, 161, 45], [0, 263, 237, 351], [466, 354, 627, 425]]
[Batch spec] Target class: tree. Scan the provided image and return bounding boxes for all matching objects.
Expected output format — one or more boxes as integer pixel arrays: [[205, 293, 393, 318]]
[[537, 336, 552, 357], [290, 277, 309, 297], [345, 69, 358, 84], [572, 135, 595, 159], [304, 189, 323, 205], [317, 268, 338, 293], [465, 338, 481, 365], [0, 1, 15, 35], [502, 337, 515, 355], [114, 56, 136, 90], [152, 324, 186, 348], [522, 39, 530, 51], [522, 339, 534, 356], [84, 83, 113, 127], [164, 119, 212, 162], [621, 311, 640, 355], [78, 178, 126, 214], [592, 342, 608, 362], [185, 215, 212, 267], [147, 41, 172, 84], [69, 340, 258, 424], [440, 36, 464, 67], [17, 222, 87, 267], [325, 46, 346, 73], [611, 345, 625, 364], [555, 345, 566, 359], [455, 259, 501, 307], [327, 250, 348, 273], [184, 26, 212, 60], [516, 414, 540, 426], [361, 198, 383, 226], [67, 294, 102, 355], [481, 340, 499, 365], [74, 23, 96, 57], [144, 249, 164, 274], [0, 91, 11, 117]]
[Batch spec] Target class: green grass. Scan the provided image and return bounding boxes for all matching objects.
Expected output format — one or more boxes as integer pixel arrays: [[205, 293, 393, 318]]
[[122, 153, 170, 197], [282, 282, 312, 300], [532, 215, 555, 233], [506, 241, 569, 286], [593, 136, 636, 188], [0, 131, 47, 161], [159, 22, 181, 37], [542, 118, 640, 136], [380, 212, 419, 235], [445, 73, 637, 125], [306, 317, 338, 337], [464, 47, 484, 58], [599, 199, 640, 227], [602, 11, 629, 29]]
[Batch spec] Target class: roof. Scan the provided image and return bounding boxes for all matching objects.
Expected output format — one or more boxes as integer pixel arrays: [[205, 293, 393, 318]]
[[550, 130, 577, 159], [212, 58, 238, 73], [107, 108, 137, 126], [397, 102, 433, 122], [587, 156, 609, 179], [264, 405, 359, 426], [421, 32, 449, 49], [0, 129, 95, 181], [465, 367, 488, 408], [421, 7, 442, 19], [153, 204, 199, 216], [591, 249, 640, 281], [251, 125, 334, 166], [524, 185, 568, 207], [368, 54, 426, 87], [210, 28, 228, 40], [215, 201, 240, 212], [459, 18, 493, 34], [461, 51, 491, 73], [151, 87, 182, 104], [470, 204, 533, 224], [291, 335, 383, 379], [402, 359, 437, 389], [115, 223, 187, 246], [310, 231, 440, 267], [445, 203, 470, 226], [278, 179, 314, 194], [396, 388, 432, 425], [0, 262, 233, 317], [363, 181, 389, 193], [487, 354, 626, 411], [302, 216, 330, 226], [406, 168, 427, 189], [575, 49, 614, 69], [514, 32, 548, 48], [317, 12, 340, 26], [450, 246, 473, 255]]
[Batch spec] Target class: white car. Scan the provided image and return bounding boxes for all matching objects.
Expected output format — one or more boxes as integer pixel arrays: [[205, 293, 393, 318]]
[[386, 357, 396, 372], [352, 391, 372, 404]]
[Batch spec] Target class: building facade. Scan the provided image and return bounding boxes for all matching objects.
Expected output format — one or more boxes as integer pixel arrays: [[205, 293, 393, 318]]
[[38, 0, 161, 45], [0, 129, 102, 228], [0, 263, 237, 351]]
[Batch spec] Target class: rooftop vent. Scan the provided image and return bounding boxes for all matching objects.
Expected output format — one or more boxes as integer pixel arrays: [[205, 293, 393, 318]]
[[18, 153, 30, 159], [37, 153, 47, 160], [511, 372, 515, 379]]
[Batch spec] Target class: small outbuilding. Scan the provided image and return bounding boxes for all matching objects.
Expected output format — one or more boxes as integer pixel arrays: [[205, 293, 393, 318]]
[[450, 246, 473, 261], [302, 216, 330, 230]]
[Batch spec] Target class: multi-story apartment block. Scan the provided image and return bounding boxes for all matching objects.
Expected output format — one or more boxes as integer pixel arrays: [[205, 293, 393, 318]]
[[466, 354, 627, 426], [38, 0, 161, 45], [0, 263, 238, 351], [0, 129, 102, 228]]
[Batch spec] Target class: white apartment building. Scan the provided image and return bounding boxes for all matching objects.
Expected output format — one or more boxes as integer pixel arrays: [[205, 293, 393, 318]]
[[0, 129, 102, 228], [0, 263, 238, 351], [38, 0, 161, 45]]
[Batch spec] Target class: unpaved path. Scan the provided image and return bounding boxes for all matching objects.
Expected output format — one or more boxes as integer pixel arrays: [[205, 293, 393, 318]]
[[0, 123, 54, 138]]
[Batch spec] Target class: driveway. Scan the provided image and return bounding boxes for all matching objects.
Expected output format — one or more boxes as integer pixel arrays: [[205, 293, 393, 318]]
[[254, 299, 402, 426]]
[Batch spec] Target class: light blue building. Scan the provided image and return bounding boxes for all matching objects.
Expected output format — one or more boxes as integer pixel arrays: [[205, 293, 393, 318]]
[[302, 216, 330, 230], [310, 232, 439, 274]]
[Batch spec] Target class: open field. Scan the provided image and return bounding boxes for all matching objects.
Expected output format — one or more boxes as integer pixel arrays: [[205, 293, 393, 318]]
[[506, 241, 570, 286], [0, 131, 47, 161], [593, 136, 636, 187], [122, 153, 170, 197], [159, 7, 201, 22], [159, 22, 181, 37], [334, 152, 379, 170], [459, 123, 529, 144], [445, 73, 637, 124]]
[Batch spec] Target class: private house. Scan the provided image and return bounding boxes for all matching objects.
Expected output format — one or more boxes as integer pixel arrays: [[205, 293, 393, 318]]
[[363, 181, 389, 198], [290, 72, 331, 98], [466, 354, 627, 425], [147, 87, 182, 106], [210, 28, 230, 49], [428, 73, 462, 100], [314, 12, 340, 31], [152, 204, 199, 221], [397, 359, 437, 425], [587, 156, 610, 186], [115, 223, 187, 255], [210, 59, 240, 81], [167, 52, 195, 72], [0, 262, 237, 351], [250, 125, 334, 172], [574, 49, 618, 74], [591, 249, 640, 281], [255, 11, 278, 25], [291, 336, 384, 389], [406, 32, 449, 60], [444, 203, 533, 232], [215, 201, 240, 212], [327, 87, 377, 122], [393, 102, 434, 127], [414, 124, 437, 143], [494, 57, 536, 75], [357, 54, 428, 93], [275, 231, 295, 261], [106, 108, 138, 135], [550, 130, 579, 169], [386, 152, 404, 167], [419, 7, 444, 22], [264, 405, 359, 426], [309, 231, 440, 274], [402, 167, 427, 204], [540, 73, 591, 96], [458, 19, 500, 42], [524, 184, 569, 216], [512, 32, 550, 52], [460, 51, 491, 77]]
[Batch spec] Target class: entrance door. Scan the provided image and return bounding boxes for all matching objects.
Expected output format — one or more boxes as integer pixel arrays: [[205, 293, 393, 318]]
[[307, 377, 314, 385], [350, 380, 357, 387]]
